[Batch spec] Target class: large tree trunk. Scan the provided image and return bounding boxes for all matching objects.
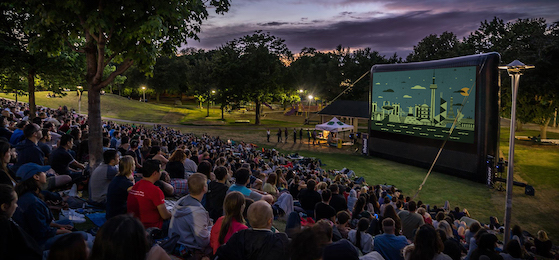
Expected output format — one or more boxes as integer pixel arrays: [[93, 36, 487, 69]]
[[88, 88, 103, 168], [539, 118, 551, 139], [156, 92, 160, 102], [255, 99, 261, 125], [27, 71, 36, 119], [516, 121, 524, 132], [221, 106, 224, 120]]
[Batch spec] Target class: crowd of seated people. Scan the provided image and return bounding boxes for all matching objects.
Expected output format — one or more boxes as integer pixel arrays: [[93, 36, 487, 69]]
[[0, 97, 556, 260]]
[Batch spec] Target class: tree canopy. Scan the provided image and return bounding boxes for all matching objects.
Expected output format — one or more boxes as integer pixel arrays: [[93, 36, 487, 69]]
[[17, 0, 230, 166]]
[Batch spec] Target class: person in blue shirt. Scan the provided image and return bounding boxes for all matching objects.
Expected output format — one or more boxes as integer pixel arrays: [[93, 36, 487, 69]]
[[9, 120, 28, 146], [373, 218, 409, 260]]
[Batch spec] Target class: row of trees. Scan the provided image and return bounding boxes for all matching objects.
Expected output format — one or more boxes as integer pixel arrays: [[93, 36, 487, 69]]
[[121, 31, 401, 124]]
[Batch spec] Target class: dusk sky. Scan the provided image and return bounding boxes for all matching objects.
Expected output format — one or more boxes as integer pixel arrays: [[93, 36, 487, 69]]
[[184, 0, 559, 58]]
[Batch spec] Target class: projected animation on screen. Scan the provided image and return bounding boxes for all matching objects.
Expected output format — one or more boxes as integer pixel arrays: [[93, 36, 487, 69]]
[[371, 66, 476, 143]]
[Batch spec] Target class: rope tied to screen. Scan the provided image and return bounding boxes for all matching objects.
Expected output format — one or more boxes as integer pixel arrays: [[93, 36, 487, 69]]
[[312, 70, 371, 117], [412, 58, 487, 200]]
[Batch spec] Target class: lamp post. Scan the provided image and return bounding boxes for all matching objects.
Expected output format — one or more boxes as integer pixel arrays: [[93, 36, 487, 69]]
[[307, 95, 313, 123], [498, 60, 534, 246], [76, 86, 83, 114], [141, 86, 146, 102]]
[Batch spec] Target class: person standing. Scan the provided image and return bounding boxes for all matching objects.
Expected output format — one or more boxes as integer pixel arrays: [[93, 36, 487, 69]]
[[277, 128, 282, 143], [299, 128, 303, 143], [284, 128, 288, 143], [267, 129, 270, 142], [293, 129, 297, 144]]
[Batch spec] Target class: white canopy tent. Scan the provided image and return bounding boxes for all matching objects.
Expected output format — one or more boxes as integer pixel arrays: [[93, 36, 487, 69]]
[[315, 117, 354, 132]]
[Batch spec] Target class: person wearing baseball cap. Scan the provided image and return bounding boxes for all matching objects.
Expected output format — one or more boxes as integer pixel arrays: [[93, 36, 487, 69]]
[[12, 163, 73, 250]]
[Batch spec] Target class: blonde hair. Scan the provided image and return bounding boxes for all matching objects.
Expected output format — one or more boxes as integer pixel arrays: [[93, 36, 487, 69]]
[[316, 182, 328, 191], [118, 155, 135, 177], [188, 173, 207, 196], [537, 230, 549, 241]]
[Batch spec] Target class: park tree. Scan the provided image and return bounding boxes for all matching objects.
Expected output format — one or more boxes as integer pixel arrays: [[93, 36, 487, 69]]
[[407, 31, 470, 62], [464, 18, 559, 138], [19, 0, 230, 166], [224, 31, 292, 125], [342, 47, 393, 101], [1, 2, 84, 116], [289, 47, 343, 101]]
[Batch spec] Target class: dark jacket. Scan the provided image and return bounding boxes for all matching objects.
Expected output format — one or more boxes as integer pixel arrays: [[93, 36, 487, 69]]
[[206, 181, 228, 221], [298, 188, 321, 211], [330, 193, 348, 213], [13, 139, 45, 173], [0, 217, 42, 260], [12, 192, 57, 248], [215, 229, 289, 260]]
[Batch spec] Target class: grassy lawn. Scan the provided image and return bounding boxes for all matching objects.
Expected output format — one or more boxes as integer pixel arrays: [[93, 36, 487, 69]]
[[3, 91, 558, 244]]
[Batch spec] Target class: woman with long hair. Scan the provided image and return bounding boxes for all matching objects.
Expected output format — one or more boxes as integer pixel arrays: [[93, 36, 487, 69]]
[[403, 224, 451, 260], [140, 138, 152, 164], [209, 191, 248, 254], [383, 204, 402, 235], [165, 149, 186, 179], [348, 217, 374, 254], [263, 172, 279, 197], [0, 141, 16, 186], [534, 230, 554, 258], [106, 155, 135, 219], [352, 196, 368, 220], [0, 184, 42, 259], [470, 233, 503, 260]]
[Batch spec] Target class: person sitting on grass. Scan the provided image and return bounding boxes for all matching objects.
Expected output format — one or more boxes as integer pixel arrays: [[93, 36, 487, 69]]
[[374, 217, 409, 260], [12, 163, 87, 250], [0, 184, 42, 259], [228, 168, 274, 203], [207, 166, 230, 221], [127, 159, 172, 232], [348, 217, 374, 254], [215, 200, 289, 260], [105, 155, 135, 220], [209, 191, 248, 254], [89, 149, 119, 207], [168, 173, 213, 258]]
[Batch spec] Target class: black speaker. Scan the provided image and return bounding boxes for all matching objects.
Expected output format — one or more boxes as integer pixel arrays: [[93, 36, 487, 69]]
[[525, 185, 535, 196]]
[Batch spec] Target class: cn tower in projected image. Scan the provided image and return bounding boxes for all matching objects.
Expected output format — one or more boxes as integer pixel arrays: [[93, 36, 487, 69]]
[[429, 71, 437, 123]]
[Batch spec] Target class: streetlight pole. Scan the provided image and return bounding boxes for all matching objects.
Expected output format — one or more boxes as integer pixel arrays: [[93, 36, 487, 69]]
[[77, 86, 83, 114], [498, 60, 534, 246], [141, 86, 146, 102], [307, 95, 313, 124]]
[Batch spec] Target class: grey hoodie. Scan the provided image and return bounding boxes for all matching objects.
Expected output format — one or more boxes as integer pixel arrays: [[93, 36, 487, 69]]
[[168, 195, 212, 253]]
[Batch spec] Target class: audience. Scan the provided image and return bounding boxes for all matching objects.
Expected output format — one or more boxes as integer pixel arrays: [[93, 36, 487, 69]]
[[0, 98, 555, 260]]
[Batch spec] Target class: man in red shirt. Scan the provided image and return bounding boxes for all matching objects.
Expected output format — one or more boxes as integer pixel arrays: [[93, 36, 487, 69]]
[[127, 159, 171, 230]]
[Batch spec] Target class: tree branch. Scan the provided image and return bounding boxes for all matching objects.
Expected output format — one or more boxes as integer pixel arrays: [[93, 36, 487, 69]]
[[95, 59, 134, 90], [103, 53, 117, 67]]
